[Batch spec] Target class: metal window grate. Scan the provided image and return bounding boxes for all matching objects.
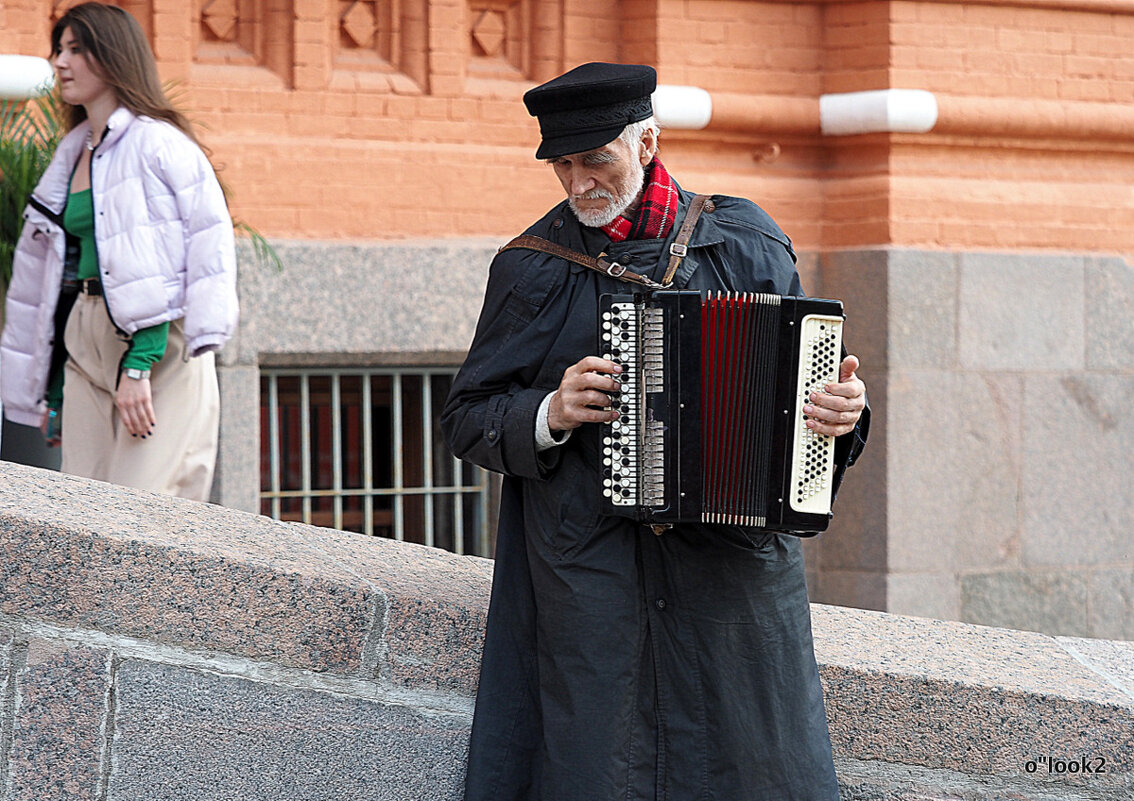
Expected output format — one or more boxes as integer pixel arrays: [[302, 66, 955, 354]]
[[260, 367, 491, 557]]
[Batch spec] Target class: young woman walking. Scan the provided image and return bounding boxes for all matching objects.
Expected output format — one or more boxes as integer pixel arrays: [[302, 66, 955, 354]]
[[1, 2, 238, 501]]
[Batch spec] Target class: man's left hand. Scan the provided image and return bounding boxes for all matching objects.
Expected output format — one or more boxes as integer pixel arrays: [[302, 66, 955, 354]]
[[802, 354, 866, 438]]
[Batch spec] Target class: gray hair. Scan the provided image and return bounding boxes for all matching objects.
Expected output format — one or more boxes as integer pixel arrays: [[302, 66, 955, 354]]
[[618, 116, 660, 150]]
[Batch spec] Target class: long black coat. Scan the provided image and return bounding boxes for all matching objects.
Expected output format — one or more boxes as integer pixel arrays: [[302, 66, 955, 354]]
[[442, 186, 868, 801]]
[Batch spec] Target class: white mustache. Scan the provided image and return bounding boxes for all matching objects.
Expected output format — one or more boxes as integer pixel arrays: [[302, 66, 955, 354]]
[[573, 189, 614, 202]]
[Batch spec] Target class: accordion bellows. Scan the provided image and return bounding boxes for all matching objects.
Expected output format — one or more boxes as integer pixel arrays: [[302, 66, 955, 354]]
[[600, 290, 844, 535]]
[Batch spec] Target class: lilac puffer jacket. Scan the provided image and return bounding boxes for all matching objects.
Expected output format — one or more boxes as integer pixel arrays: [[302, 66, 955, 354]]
[[1, 106, 238, 427]]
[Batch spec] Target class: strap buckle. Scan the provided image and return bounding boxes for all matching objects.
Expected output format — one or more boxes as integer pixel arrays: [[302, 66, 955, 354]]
[[606, 261, 627, 278], [669, 243, 688, 258]]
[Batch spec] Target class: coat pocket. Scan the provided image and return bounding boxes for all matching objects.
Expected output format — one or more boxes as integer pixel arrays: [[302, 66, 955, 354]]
[[525, 447, 601, 562]]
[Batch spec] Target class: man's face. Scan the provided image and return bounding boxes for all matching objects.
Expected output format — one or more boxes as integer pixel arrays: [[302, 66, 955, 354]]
[[548, 135, 649, 228]]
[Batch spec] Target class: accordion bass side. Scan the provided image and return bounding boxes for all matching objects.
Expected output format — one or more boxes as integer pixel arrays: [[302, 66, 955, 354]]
[[599, 290, 845, 535]]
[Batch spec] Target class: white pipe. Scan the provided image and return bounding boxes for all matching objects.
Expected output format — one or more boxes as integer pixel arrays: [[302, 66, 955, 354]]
[[652, 85, 713, 130], [654, 84, 940, 137], [0, 55, 55, 100], [820, 89, 938, 136]]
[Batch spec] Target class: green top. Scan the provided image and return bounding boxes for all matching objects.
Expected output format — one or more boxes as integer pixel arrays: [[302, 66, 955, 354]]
[[48, 189, 169, 408]]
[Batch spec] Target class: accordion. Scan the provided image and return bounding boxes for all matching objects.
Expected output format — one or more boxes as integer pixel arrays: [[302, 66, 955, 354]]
[[599, 290, 845, 535]]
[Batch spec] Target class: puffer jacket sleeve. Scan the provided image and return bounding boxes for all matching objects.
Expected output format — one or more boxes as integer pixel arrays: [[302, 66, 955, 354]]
[[152, 132, 238, 356], [0, 208, 60, 424], [0, 134, 80, 425]]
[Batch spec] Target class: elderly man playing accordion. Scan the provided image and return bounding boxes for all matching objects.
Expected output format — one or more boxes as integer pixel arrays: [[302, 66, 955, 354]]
[[443, 62, 869, 801]]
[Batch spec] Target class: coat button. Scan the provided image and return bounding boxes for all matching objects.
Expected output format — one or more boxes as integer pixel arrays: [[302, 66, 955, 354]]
[[655, 598, 666, 610], [487, 429, 498, 441], [552, 217, 563, 229]]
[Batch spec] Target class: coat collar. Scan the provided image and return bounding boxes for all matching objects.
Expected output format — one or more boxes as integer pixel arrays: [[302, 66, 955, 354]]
[[31, 106, 137, 216]]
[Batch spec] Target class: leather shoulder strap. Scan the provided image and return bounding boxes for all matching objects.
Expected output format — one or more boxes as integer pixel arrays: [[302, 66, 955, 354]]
[[661, 194, 714, 287], [498, 235, 665, 290], [498, 193, 715, 290]]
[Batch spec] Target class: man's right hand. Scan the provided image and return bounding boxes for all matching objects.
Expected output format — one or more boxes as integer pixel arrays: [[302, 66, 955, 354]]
[[547, 356, 623, 431]]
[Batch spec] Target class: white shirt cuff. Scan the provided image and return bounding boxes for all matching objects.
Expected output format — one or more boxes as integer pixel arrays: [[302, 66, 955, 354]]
[[535, 391, 572, 452]]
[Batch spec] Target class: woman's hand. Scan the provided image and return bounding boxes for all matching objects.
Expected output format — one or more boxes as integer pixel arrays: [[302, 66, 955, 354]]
[[40, 408, 62, 447], [117, 373, 156, 438]]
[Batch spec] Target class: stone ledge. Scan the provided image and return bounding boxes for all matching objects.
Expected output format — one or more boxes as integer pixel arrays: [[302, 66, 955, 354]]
[[815, 605, 1133, 796], [0, 461, 1130, 799], [0, 462, 490, 692]]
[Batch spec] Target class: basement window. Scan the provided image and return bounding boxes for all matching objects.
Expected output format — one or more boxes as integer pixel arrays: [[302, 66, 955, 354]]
[[259, 367, 492, 557]]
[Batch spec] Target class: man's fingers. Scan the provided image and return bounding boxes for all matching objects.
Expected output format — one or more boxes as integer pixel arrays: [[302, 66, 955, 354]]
[[570, 355, 622, 376], [838, 354, 860, 384]]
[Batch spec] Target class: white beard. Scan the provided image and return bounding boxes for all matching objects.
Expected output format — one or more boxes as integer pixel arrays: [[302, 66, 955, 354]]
[[569, 158, 646, 228]]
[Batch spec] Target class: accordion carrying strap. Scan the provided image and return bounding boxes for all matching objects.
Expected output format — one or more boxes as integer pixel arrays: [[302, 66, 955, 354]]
[[661, 193, 714, 286], [497, 194, 714, 291], [498, 235, 666, 289]]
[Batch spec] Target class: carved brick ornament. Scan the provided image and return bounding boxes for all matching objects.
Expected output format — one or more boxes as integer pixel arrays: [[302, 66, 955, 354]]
[[341, 1, 378, 48], [201, 0, 238, 42]]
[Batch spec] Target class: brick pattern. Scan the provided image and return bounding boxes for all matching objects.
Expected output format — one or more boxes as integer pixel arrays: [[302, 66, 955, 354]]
[[2, 1, 1132, 251], [874, 1, 1134, 251]]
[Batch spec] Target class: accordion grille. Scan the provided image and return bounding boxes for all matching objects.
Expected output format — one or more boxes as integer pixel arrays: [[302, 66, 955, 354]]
[[701, 292, 780, 526]]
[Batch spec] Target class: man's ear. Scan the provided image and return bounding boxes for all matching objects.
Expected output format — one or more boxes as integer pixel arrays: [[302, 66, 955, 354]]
[[639, 127, 658, 166]]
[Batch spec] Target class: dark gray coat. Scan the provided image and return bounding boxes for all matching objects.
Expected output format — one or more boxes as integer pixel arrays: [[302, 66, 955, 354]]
[[442, 186, 868, 801]]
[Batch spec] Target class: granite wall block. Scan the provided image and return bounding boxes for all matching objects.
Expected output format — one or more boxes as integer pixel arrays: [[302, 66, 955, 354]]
[[291, 524, 491, 694], [6, 639, 111, 801], [886, 249, 959, 370], [1, 471, 1132, 799], [886, 369, 1021, 575], [960, 571, 1088, 636], [813, 605, 1134, 795], [816, 250, 890, 371], [0, 465, 377, 674], [807, 568, 887, 612], [0, 628, 12, 791], [232, 240, 497, 366], [1021, 373, 1134, 569], [212, 364, 261, 514], [958, 254, 1085, 371], [811, 248, 1132, 637], [108, 659, 470, 801], [1086, 256, 1134, 370], [885, 572, 960, 621], [805, 250, 889, 594], [835, 756, 1128, 801], [1086, 571, 1134, 642]]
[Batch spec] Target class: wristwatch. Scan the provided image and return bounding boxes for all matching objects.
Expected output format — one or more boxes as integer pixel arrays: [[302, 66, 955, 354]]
[[123, 368, 151, 381]]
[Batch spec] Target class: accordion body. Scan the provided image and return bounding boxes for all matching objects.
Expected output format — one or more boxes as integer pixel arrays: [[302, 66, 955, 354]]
[[599, 290, 844, 535]]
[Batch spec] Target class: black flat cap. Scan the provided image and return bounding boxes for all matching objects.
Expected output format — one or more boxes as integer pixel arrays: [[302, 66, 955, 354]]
[[523, 62, 657, 160]]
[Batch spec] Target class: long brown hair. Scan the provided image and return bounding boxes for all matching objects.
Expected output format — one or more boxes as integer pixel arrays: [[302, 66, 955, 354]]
[[50, 2, 201, 149]]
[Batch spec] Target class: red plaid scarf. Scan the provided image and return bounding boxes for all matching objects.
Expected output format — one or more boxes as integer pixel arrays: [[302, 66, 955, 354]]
[[601, 158, 678, 242]]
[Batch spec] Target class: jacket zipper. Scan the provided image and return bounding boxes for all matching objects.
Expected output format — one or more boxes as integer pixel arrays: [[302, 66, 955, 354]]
[[86, 131, 133, 386], [27, 194, 65, 228], [28, 193, 70, 407]]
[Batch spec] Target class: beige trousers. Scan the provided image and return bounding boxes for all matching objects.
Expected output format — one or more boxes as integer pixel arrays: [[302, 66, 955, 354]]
[[61, 294, 219, 501]]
